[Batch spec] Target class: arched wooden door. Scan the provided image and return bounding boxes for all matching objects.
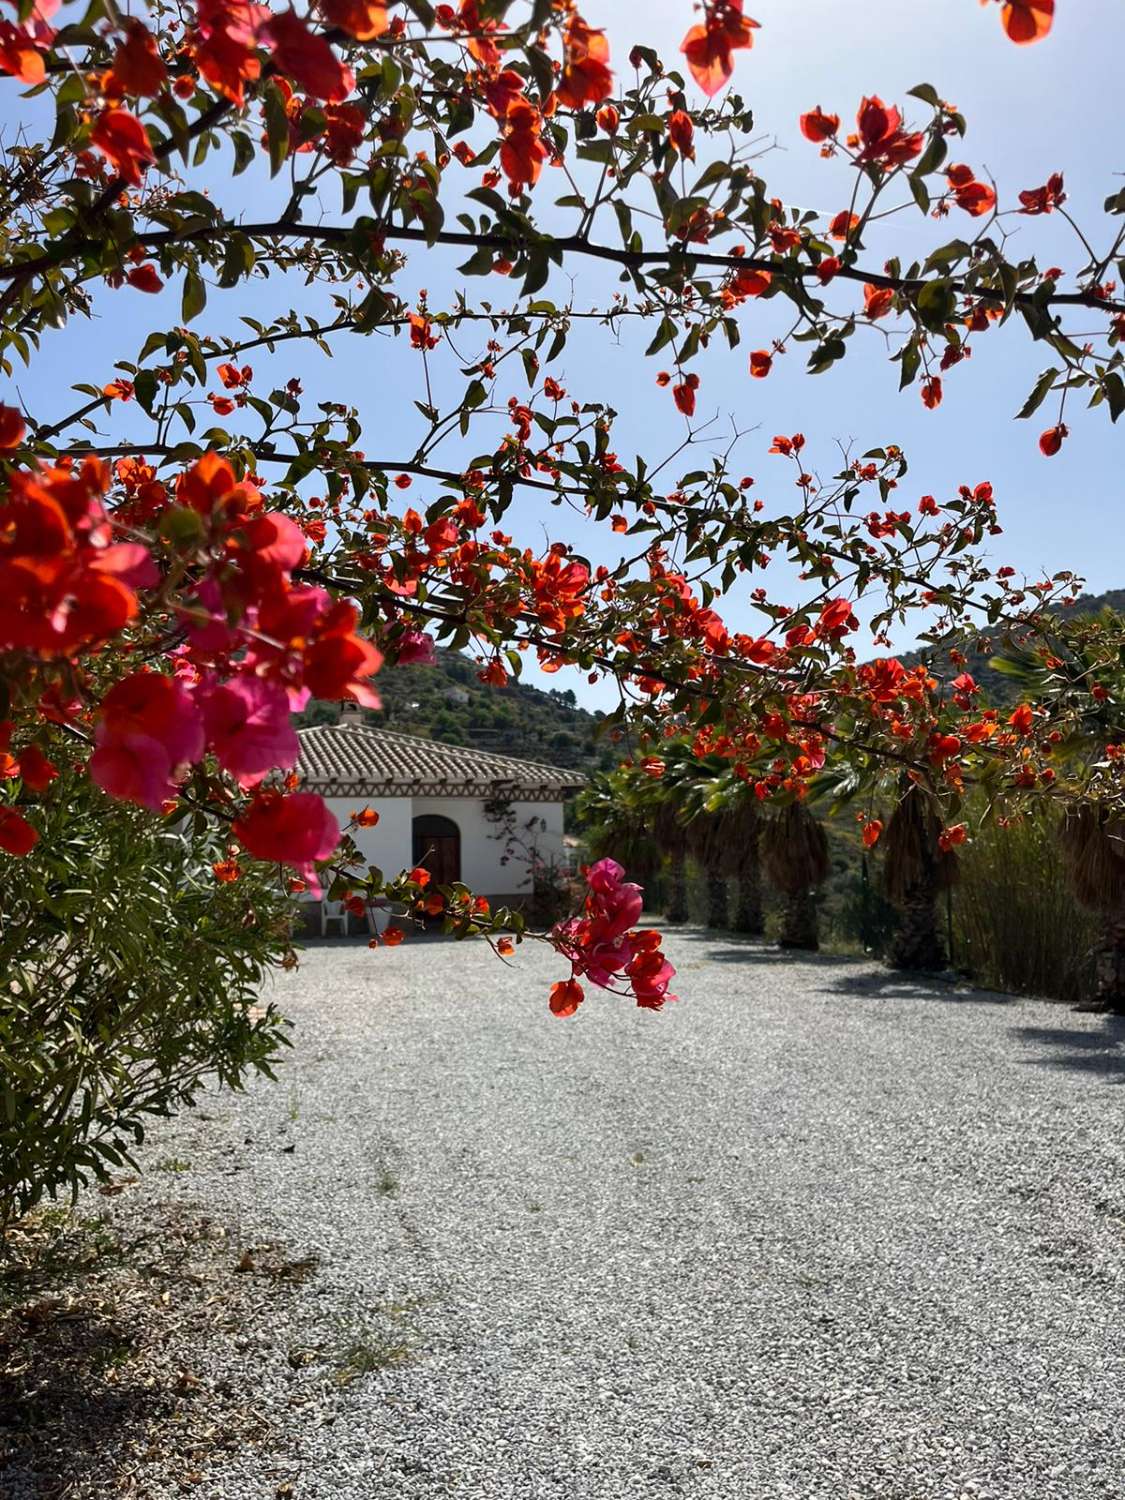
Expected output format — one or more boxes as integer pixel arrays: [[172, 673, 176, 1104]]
[[411, 814, 461, 887]]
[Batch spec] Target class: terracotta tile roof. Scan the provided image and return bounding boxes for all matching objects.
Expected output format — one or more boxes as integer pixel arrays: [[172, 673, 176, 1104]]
[[297, 723, 586, 800]]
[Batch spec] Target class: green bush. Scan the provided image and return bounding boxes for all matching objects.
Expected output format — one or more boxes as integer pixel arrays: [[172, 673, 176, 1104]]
[[0, 771, 295, 1223]]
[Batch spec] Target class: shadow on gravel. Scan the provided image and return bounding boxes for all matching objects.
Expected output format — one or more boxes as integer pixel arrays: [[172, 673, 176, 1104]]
[[820, 969, 1011, 1004], [669, 932, 863, 967], [0, 1327, 163, 1499], [1010, 1020, 1125, 1082]]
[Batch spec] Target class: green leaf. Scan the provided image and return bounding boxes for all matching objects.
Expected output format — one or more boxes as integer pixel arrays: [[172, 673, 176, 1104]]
[[181, 269, 206, 323], [912, 133, 947, 179], [915, 279, 955, 332], [262, 82, 291, 177], [907, 82, 942, 107], [1015, 366, 1059, 420], [1104, 370, 1125, 423], [133, 369, 158, 413]]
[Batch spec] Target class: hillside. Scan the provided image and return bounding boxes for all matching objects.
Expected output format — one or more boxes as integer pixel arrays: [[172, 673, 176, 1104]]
[[300, 649, 618, 773], [894, 586, 1125, 705]]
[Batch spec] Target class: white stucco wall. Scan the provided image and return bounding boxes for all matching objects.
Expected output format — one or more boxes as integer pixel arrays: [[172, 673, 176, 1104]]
[[324, 794, 412, 881], [321, 792, 567, 895], [411, 795, 566, 895]]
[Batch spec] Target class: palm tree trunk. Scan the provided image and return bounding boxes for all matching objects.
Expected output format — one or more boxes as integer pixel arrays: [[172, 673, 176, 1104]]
[[889, 880, 946, 971], [1076, 907, 1125, 1012], [732, 871, 764, 934], [664, 854, 689, 924], [705, 871, 729, 929], [779, 888, 819, 950]]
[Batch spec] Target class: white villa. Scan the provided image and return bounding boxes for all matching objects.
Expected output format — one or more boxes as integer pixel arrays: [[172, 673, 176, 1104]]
[[296, 715, 586, 923]]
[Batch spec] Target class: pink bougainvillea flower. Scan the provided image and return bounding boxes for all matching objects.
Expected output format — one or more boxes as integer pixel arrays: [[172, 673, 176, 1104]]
[[233, 789, 340, 894], [89, 732, 177, 810], [395, 629, 438, 667], [89, 542, 160, 590], [96, 671, 204, 767], [203, 676, 299, 788]]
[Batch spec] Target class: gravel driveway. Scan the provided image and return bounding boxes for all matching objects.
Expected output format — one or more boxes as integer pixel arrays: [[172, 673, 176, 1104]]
[[30, 932, 1125, 1498]]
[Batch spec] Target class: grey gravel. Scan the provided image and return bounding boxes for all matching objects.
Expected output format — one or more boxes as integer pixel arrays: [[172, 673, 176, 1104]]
[[59, 932, 1125, 1496]]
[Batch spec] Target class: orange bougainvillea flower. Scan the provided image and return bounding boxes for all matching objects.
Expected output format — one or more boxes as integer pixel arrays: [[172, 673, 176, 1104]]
[[553, 15, 613, 110], [549, 977, 584, 1017], [1039, 422, 1067, 456], [999, 0, 1053, 44], [1008, 703, 1035, 735], [1018, 172, 1065, 215], [382, 924, 405, 946], [0, 807, 38, 856], [319, 0, 389, 40], [799, 106, 839, 143], [946, 163, 996, 217], [921, 376, 943, 409], [352, 806, 380, 826], [499, 98, 550, 193], [126, 263, 163, 293], [0, 403, 26, 449], [749, 349, 773, 379], [497, 937, 514, 957], [110, 21, 167, 97], [730, 266, 772, 298], [672, 371, 699, 416], [264, 9, 354, 103], [0, 18, 48, 84], [828, 209, 859, 241], [188, 0, 262, 105], [408, 865, 431, 888], [90, 108, 155, 186], [16, 745, 58, 791], [862, 819, 883, 849], [667, 108, 695, 158], [863, 283, 895, 320], [854, 95, 924, 167], [681, 1, 759, 98], [212, 858, 242, 883]]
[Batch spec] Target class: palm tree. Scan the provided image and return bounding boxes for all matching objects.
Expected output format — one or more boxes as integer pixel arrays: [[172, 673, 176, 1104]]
[[679, 769, 764, 934], [760, 802, 830, 950], [883, 782, 958, 971], [575, 774, 661, 887], [648, 792, 691, 923], [1060, 804, 1125, 1013]]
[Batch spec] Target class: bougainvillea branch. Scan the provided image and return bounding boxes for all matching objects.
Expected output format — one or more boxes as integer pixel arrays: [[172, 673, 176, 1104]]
[[2, 0, 1120, 1015]]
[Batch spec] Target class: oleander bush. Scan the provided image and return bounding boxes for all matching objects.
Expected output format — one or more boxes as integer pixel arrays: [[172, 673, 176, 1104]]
[[0, 764, 295, 1223]]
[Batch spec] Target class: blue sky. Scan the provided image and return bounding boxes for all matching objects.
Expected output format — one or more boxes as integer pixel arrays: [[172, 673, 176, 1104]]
[[5, 0, 1123, 709]]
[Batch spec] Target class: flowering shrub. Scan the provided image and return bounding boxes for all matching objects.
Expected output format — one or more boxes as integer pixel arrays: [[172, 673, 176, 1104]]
[[0, 759, 293, 1221], [0, 0, 1122, 1026]]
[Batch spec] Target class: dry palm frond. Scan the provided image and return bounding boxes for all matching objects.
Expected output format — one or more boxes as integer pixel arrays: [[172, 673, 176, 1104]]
[[883, 783, 958, 906], [761, 803, 830, 896], [1060, 804, 1125, 912], [650, 796, 690, 856], [684, 803, 759, 877]]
